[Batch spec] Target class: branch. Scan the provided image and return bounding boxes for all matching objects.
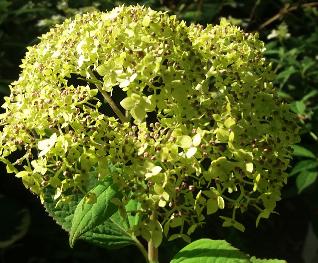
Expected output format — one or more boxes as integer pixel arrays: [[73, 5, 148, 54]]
[[258, 2, 318, 30]]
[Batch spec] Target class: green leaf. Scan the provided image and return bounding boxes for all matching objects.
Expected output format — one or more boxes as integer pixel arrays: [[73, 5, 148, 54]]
[[292, 145, 316, 159], [69, 180, 120, 247], [81, 212, 137, 249], [220, 216, 245, 232], [207, 198, 218, 215], [296, 171, 318, 193], [224, 117, 236, 128], [276, 66, 296, 88], [170, 239, 250, 263], [215, 128, 230, 143], [277, 91, 292, 100], [43, 189, 136, 249], [302, 90, 318, 102], [168, 233, 191, 243], [150, 220, 163, 248], [292, 101, 306, 115], [289, 160, 318, 177]]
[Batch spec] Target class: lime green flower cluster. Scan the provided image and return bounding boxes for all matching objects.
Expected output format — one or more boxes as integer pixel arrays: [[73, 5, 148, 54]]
[[0, 5, 299, 241]]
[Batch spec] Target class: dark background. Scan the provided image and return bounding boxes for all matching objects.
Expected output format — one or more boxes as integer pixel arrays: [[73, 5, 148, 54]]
[[1, 1, 318, 262]]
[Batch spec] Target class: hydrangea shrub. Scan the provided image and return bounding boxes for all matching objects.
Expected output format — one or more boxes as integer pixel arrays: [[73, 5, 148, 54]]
[[0, 4, 299, 253]]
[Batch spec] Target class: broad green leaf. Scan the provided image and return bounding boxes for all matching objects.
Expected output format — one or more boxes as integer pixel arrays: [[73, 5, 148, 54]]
[[81, 212, 136, 249], [170, 239, 250, 263], [69, 180, 120, 247], [292, 145, 316, 159], [43, 189, 136, 249], [296, 171, 318, 193]]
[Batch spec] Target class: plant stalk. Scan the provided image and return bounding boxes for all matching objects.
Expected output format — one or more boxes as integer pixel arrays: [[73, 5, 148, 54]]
[[99, 89, 128, 123], [87, 69, 128, 123], [133, 237, 149, 263], [148, 211, 159, 263], [148, 240, 159, 263]]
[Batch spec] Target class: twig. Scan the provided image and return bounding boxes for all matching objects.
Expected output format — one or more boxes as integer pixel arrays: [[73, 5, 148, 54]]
[[249, 0, 261, 24], [258, 2, 318, 30]]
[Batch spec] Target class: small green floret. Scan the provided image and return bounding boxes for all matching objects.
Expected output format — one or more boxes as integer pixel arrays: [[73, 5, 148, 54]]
[[0, 5, 299, 241]]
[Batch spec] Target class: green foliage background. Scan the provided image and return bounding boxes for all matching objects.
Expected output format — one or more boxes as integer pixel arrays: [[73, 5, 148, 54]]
[[0, 0, 317, 263]]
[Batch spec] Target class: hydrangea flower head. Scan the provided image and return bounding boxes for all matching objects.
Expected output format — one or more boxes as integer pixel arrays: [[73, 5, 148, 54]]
[[0, 5, 299, 243]]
